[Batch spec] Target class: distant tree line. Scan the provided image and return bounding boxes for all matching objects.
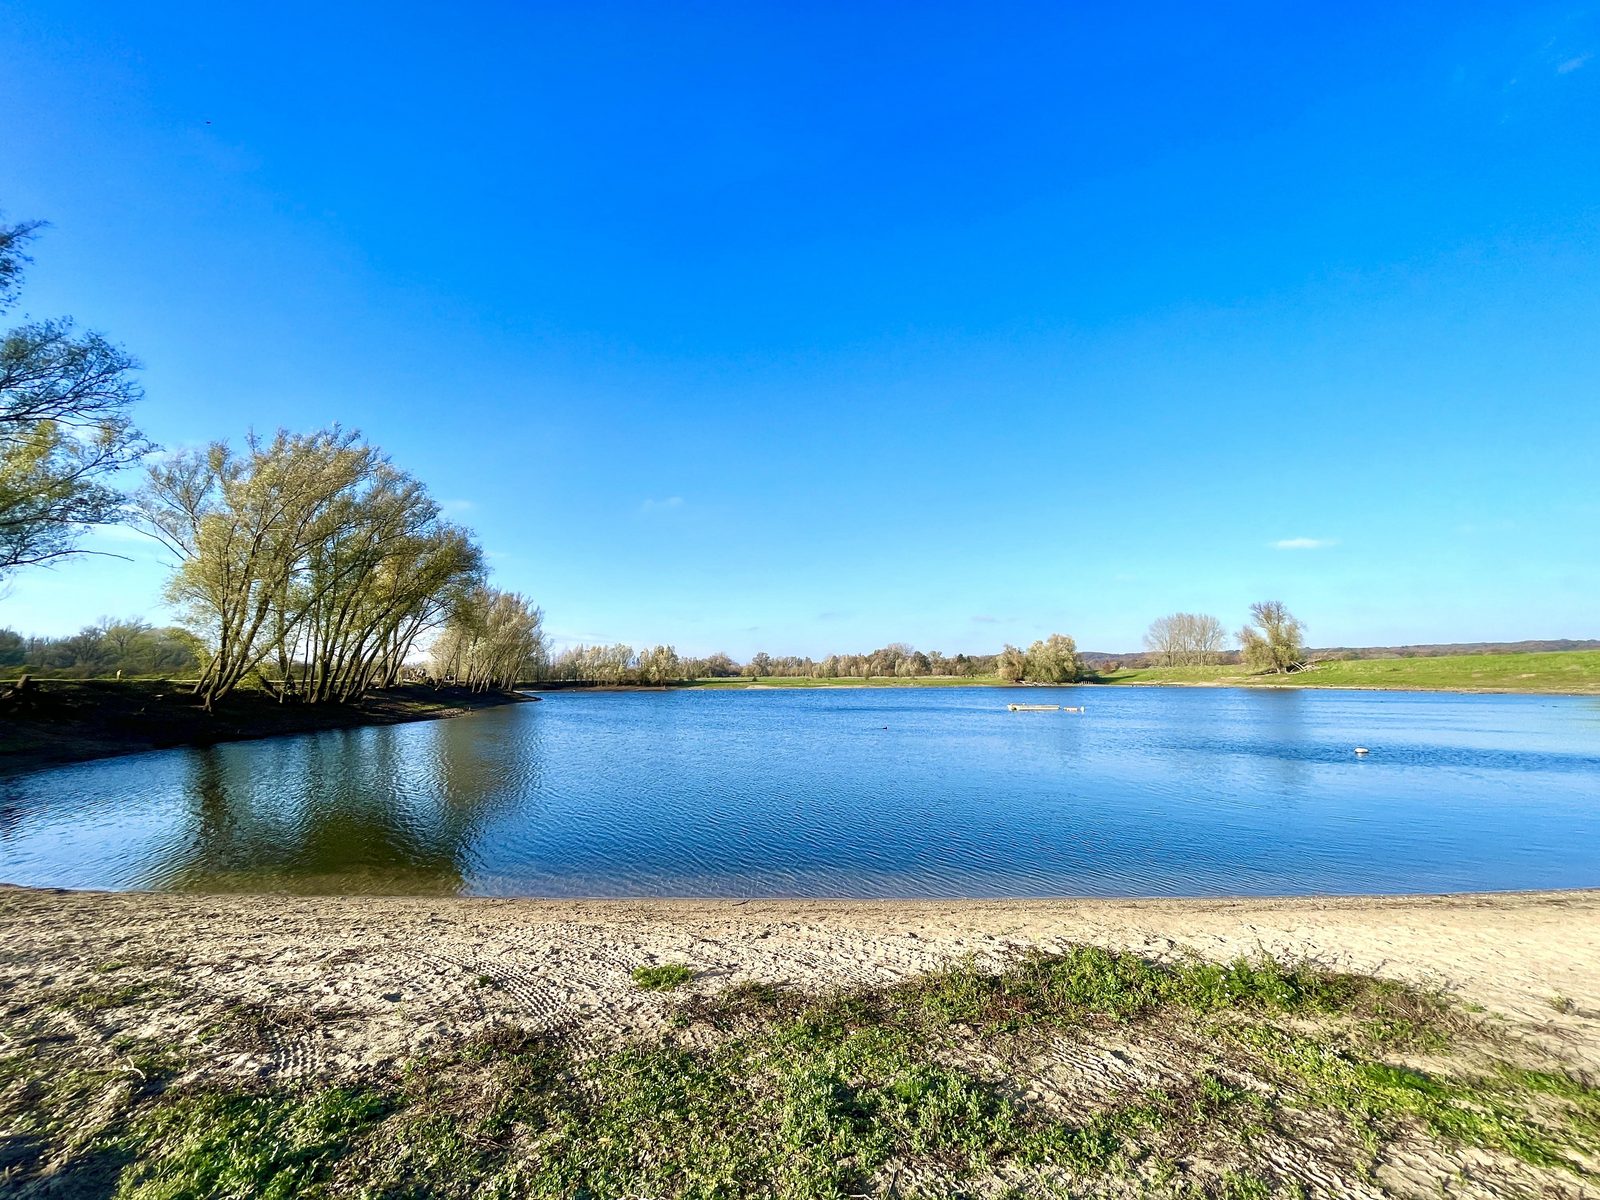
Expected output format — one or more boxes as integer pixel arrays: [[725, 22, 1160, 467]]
[[0, 618, 198, 678], [536, 637, 1088, 684], [543, 644, 688, 685], [538, 607, 1315, 686]]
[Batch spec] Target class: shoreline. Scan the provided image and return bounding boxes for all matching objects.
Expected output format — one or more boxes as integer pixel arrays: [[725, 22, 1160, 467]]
[[546, 678, 1600, 697], [0, 681, 527, 779]]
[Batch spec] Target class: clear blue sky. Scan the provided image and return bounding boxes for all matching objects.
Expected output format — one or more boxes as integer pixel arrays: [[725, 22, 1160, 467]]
[[2, 1, 1596, 656]]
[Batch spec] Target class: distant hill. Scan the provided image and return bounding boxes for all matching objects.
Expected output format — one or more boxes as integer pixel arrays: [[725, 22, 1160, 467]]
[[1080, 639, 1600, 669]]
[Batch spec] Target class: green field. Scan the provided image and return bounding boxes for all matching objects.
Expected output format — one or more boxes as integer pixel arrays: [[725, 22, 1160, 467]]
[[682, 650, 1600, 694], [1098, 649, 1600, 694]]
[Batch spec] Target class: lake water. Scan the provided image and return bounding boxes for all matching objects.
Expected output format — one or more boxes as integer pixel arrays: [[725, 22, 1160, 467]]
[[2, 687, 1597, 897]]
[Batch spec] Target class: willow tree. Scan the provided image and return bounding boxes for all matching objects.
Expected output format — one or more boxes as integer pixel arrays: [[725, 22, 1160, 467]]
[[430, 588, 547, 691], [139, 428, 485, 708], [139, 430, 370, 707], [0, 215, 148, 579], [277, 462, 482, 703], [1239, 601, 1306, 673], [638, 644, 682, 685], [997, 644, 1027, 682], [1024, 633, 1083, 683]]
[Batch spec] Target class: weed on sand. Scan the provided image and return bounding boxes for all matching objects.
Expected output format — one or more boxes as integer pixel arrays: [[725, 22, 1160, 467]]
[[3, 947, 1596, 1199]]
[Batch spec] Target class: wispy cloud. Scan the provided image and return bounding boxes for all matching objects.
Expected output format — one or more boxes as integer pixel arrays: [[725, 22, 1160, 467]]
[[1557, 52, 1591, 74], [439, 498, 475, 516], [640, 496, 685, 514], [1272, 537, 1338, 551]]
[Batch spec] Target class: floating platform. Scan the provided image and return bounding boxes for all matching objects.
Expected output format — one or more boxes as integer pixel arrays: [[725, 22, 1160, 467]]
[[1007, 703, 1085, 712]]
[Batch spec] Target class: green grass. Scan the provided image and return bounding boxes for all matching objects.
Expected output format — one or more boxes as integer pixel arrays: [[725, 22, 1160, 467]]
[[111, 1088, 393, 1200], [632, 962, 696, 990], [1098, 649, 1600, 694], [9, 947, 1598, 1198], [1237, 1026, 1600, 1172]]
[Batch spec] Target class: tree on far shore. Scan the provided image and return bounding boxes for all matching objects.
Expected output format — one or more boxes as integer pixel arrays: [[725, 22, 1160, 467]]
[[1239, 601, 1306, 673], [1024, 633, 1083, 683], [996, 644, 1026, 682], [1144, 612, 1228, 667]]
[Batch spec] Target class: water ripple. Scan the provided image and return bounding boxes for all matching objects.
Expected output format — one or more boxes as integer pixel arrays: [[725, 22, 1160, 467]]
[[1, 687, 1597, 896]]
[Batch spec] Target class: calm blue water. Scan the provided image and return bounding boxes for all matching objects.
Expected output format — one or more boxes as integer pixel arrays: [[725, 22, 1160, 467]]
[[1, 687, 1596, 896]]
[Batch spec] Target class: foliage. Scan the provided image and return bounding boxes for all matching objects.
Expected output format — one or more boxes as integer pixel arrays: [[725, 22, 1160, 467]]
[[996, 643, 1026, 682], [112, 1088, 391, 1200], [139, 428, 486, 708], [1239, 601, 1306, 674], [1023, 632, 1083, 683], [0, 213, 149, 580], [428, 587, 547, 691], [0, 616, 198, 676]]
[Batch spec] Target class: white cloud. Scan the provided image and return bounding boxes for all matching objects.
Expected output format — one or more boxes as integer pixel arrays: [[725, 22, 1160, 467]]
[[640, 496, 685, 514], [1558, 52, 1591, 74], [439, 498, 475, 515], [1273, 537, 1338, 551]]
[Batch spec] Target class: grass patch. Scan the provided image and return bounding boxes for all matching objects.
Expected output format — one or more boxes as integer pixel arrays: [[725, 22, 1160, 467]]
[[110, 1087, 392, 1199], [632, 962, 695, 991], [1098, 649, 1600, 693], [1238, 1026, 1600, 1173], [48, 979, 181, 1012], [697, 946, 1455, 1051], [6, 946, 1593, 1198]]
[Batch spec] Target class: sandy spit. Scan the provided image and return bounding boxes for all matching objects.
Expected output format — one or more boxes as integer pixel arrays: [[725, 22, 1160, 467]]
[[4, 887, 1598, 1081]]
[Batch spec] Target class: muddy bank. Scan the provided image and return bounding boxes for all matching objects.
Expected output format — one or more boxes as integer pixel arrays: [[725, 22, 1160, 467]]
[[0, 681, 527, 778]]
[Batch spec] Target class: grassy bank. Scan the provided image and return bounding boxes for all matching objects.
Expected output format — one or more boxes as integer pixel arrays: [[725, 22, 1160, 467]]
[[0, 680, 525, 777], [673, 649, 1600, 694], [5, 942, 1595, 1198], [1099, 649, 1600, 694]]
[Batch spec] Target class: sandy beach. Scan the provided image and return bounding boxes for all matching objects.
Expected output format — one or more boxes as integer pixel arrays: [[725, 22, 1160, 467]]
[[7, 886, 1600, 1196], [5, 887, 1598, 1079]]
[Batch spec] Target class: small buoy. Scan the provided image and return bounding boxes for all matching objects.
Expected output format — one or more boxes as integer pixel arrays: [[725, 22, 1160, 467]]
[[1354, 747, 1370, 755]]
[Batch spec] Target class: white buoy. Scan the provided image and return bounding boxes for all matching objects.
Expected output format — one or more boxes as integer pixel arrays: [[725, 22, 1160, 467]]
[[1354, 747, 1370, 755]]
